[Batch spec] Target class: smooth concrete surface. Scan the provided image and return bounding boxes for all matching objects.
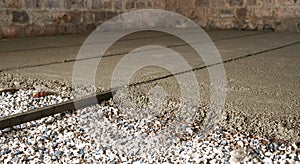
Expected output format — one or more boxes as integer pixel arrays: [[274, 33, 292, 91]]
[[0, 30, 299, 142]]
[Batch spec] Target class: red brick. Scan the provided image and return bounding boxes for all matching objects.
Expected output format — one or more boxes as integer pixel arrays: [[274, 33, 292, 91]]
[[24, 25, 44, 37], [45, 25, 58, 36], [82, 12, 94, 22], [2, 25, 24, 38], [70, 12, 82, 23], [152, 0, 164, 9], [107, 11, 118, 19], [2, 0, 22, 8], [86, 23, 96, 32], [52, 12, 70, 24], [103, 1, 112, 9]]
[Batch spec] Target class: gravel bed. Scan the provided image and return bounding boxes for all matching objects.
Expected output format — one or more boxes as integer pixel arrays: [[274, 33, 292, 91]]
[[0, 72, 299, 163], [0, 103, 299, 163], [0, 72, 96, 118], [0, 89, 70, 118]]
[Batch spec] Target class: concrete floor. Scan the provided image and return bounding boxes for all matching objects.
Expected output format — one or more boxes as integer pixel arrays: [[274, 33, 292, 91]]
[[0, 30, 299, 142]]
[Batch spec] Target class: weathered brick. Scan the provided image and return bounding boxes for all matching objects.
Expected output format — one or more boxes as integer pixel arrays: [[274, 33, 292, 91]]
[[45, 25, 58, 36], [70, 12, 82, 23], [91, 0, 102, 9], [0, 11, 11, 24], [86, 23, 96, 32], [24, 24, 44, 37], [25, 0, 42, 9], [195, 0, 209, 7], [277, 0, 296, 6], [103, 1, 112, 9], [2, 25, 24, 38], [228, 0, 244, 6], [12, 11, 29, 23], [220, 9, 234, 18], [1, 0, 22, 8], [262, 0, 274, 7], [115, 0, 123, 10], [195, 8, 210, 18], [64, 0, 92, 9], [52, 12, 69, 24], [45, 0, 61, 9], [107, 11, 118, 19], [0, 28, 3, 38], [94, 11, 107, 22], [247, 0, 257, 6], [64, 24, 85, 34], [236, 8, 247, 18], [82, 12, 94, 22], [211, 0, 224, 6], [251, 8, 273, 18], [210, 8, 220, 18], [30, 11, 50, 24], [126, 1, 135, 9], [64, 0, 77, 9], [136, 0, 146, 8], [147, 0, 152, 7], [152, 0, 164, 8], [274, 7, 300, 19], [164, 0, 176, 10]]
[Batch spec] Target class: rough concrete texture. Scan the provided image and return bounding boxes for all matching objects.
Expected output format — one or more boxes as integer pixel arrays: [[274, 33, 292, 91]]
[[1, 0, 300, 39], [0, 30, 299, 143]]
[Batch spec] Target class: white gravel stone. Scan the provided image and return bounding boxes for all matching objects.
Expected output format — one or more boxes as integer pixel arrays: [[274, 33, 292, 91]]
[[0, 97, 299, 163], [0, 89, 70, 118]]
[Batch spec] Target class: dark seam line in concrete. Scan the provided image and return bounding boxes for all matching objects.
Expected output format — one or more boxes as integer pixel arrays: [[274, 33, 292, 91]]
[[0, 31, 197, 53], [0, 32, 270, 72], [0, 31, 267, 54], [127, 40, 300, 87]]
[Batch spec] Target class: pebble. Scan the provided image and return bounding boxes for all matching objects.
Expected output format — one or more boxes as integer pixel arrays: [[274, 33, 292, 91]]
[[0, 104, 299, 163], [0, 73, 299, 163], [0, 89, 70, 118]]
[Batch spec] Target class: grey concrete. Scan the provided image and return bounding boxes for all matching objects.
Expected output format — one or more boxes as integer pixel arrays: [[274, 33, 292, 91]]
[[0, 30, 299, 142]]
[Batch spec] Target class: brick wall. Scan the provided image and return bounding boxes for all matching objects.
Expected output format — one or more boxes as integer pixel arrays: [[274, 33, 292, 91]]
[[0, 0, 299, 38]]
